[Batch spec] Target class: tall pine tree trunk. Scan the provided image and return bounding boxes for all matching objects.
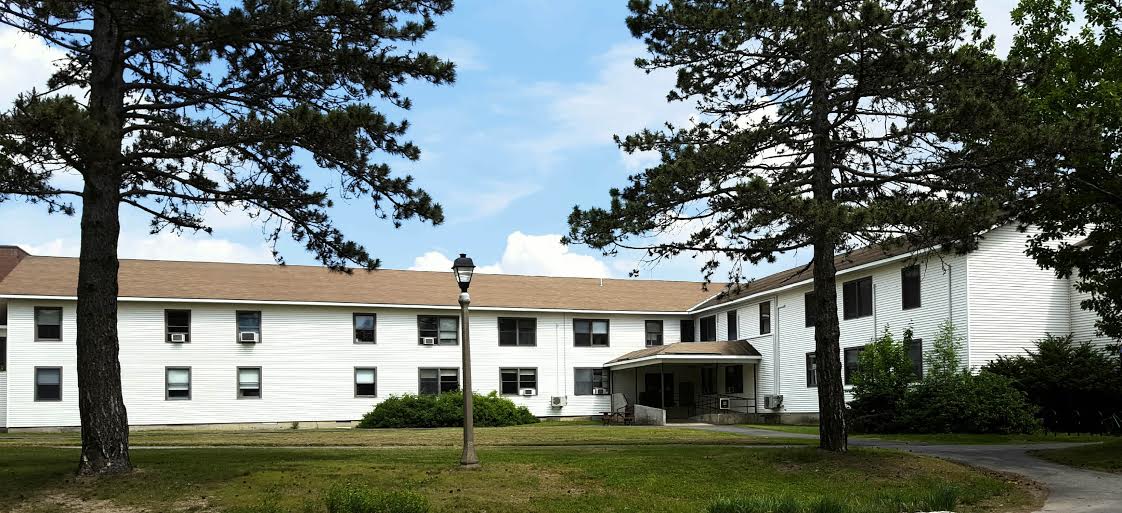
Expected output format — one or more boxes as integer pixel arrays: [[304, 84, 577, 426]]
[[76, 1, 131, 476], [808, 0, 847, 452]]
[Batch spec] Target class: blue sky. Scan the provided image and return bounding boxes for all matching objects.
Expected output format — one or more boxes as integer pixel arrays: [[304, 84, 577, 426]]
[[0, 0, 1020, 282]]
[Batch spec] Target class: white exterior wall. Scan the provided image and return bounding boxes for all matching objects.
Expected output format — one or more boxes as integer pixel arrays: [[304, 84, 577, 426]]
[[1069, 273, 1113, 348], [0, 372, 6, 428], [966, 225, 1074, 369], [3, 298, 686, 428]]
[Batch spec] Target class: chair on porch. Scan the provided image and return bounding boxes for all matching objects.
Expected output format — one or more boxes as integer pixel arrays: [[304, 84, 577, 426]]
[[601, 394, 636, 426]]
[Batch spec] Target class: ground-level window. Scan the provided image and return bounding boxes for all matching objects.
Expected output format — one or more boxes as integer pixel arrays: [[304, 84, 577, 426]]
[[902, 265, 921, 310], [34, 367, 61, 401], [680, 319, 695, 342], [498, 317, 536, 346], [419, 368, 459, 395], [354, 368, 377, 397], [237, 367, 261, 399], [0, 336, 6, 372], [701, 366, 717, 395], [166, 367, 191, 400], [573, 319, 610, 347], [700, 315, 717, 341], [500, 368, 537, 395], [842, 276, 873, 320], [165, 309, 191, 343], [236, 311, 262, 343], [724, 365, 744, 394], [354, 313, 376, 343], [759, 301, 771, 335], [574, 368, 609, 395], [905, 338, 923, 380], [844, 347, 865, 385], [35, 307, 62, 341], [726, 310, 738, 340], [418, 316, 458, 345], [645, 320, 664, 346], [805, 352, 817, 387]]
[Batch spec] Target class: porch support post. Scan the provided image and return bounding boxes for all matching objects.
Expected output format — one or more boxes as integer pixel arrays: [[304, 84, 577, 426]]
[[633, 367, 638, 406], [660, 362, 666, 410]]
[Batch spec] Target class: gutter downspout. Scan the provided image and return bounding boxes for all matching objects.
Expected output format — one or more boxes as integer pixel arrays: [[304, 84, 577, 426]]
[[772, 295, 781, 411]]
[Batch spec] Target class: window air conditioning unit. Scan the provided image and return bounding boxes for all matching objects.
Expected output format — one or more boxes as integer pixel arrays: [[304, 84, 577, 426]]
[[519, 388, 536, 397], [238, 331, 259, 344], [169, 333, 187, 343], [591, 387, 610, 395], [718, 397, 731, 410], [420, 337, 436, 345], [764, 394, 784, 410], [550, 395, 567, 408]]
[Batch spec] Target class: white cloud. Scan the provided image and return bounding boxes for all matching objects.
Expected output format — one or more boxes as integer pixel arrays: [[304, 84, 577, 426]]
[[19, 232, 273, 264], [409, 231, 610, 278], [433, 37, 487, 72], [449, 181, 542, 224], [0, 27, 68, 106]]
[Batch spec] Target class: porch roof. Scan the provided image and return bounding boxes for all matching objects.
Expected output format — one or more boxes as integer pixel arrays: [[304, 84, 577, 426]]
[[604, 340, 762, 370]]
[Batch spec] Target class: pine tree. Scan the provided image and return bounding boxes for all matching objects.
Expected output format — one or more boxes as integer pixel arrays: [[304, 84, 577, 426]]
[[566, 0, 1020, 451], [0, 0, 454, 475]]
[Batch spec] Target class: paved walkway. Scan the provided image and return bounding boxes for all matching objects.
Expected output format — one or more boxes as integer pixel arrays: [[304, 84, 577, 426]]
[[672, 424, 1122, 513]]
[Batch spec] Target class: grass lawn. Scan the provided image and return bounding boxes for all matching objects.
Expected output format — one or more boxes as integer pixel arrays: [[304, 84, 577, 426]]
[[1031, 438, 1122, 474], [741, 424, 1117, 445], [0, 423, 815, 448], [0, 445, 1040, 513]]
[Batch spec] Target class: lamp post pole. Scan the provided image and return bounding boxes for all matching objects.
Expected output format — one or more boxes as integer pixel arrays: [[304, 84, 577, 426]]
[[452, 253, 479, 468], [459, 290, 479, 467]]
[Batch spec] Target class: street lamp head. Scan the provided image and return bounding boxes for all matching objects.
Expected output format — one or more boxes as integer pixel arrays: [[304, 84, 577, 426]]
[[451, 253, 475, 293]]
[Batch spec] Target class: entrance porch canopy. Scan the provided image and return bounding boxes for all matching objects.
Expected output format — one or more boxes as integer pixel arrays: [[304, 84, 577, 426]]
[[603, 340, 762, 370]]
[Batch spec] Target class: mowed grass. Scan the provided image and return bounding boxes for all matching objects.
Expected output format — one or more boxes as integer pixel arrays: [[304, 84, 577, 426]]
[[0, 445, 1040, 513], [1031, 438, 1122, 473], [0, 423, 814, 448], [741, 424, 1118, 445]]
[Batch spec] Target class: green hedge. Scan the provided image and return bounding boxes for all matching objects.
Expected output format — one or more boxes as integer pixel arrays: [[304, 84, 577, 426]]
[[358, 391, 539, 428]]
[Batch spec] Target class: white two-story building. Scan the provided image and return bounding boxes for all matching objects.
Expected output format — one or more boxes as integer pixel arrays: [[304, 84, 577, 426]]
[[0, 224, 1110, 430]]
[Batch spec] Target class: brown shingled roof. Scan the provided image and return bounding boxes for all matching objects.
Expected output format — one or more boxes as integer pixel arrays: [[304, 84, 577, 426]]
[[0, 256, 717, 312], [695, 243, 917, 310], [606, 340, 762, 365]]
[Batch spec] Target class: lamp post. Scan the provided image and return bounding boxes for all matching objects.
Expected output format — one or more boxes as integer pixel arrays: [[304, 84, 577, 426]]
[[451, 253, 479, 468]]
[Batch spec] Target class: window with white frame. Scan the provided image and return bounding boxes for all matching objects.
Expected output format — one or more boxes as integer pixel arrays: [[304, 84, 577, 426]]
[[419, 368, 459, 395], [500, 368, 537, 395], [418, 316, 458, 345], [574, 368, 609, 395], [355, 368, 377, 397], [237, 367, 261, 398], [166, 367, 191, 400]]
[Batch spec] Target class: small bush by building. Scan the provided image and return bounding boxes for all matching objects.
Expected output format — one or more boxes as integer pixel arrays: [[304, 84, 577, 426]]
[[358, 391, 539, 429]]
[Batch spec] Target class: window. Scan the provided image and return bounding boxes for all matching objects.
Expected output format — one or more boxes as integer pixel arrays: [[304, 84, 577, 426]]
[[902, 265, 921, 310], [500, 368, 537, 395], [806, 352, 818, 387], [680, 319, 695, 342], [237, 367, 261, 399], [165, 367, 191, 400], [842, 277, 873, 320], [34, 367, 61, 401], [35, 307, 62, 341], [844, 347, 864, 385], [354, 368, 377, 397], [236, 311, 262, 342], [498, 317, 536, 346], [905, 338, 923, 379], [165, 309, 191, 343], [419, 368, 459, 395], [573, 319, 609, 347], [574, 368, 609, 395], [645, 320, 664, 346], [418, 316, 458, 345], [726, 310, 738, 340], [724, 365, 744, 394], [699, 315, 717, 341], [804, 292, 816, 328], [0, 336, 6, 372], [701, 366, 717, 394], [353, 313, 376, 343], [759, 302, 771, 335]]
